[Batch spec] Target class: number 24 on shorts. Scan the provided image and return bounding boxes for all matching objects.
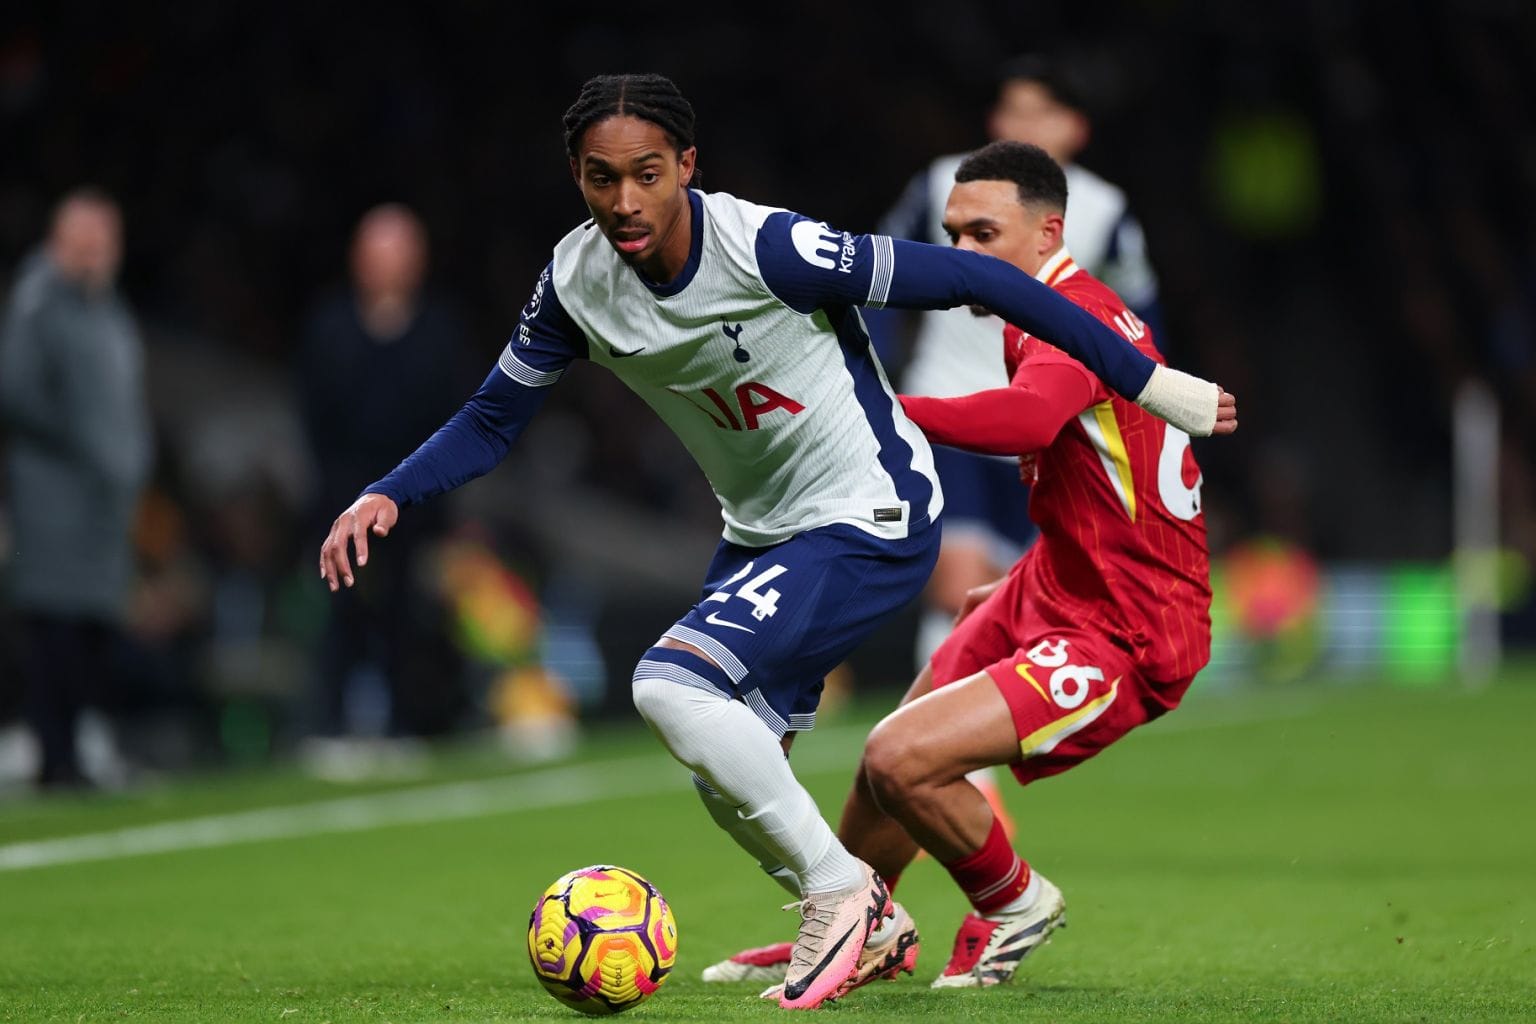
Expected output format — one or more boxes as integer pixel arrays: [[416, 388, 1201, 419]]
[[705, 562, 788, 622]]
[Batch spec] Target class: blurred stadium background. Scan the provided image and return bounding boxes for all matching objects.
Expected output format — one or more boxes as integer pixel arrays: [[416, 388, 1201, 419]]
[[1, 3, 1534, 1019], [3, 1, 1534, 776]]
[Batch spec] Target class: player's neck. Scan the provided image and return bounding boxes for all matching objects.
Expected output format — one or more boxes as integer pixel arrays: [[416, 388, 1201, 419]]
[[1032, 246, 1071, 283], [638, 191, 695, 285]]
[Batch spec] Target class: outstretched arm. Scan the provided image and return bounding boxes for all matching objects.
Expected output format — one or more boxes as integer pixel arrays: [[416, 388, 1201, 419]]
[[318, 368, 551, 590], [365, 363, 550, 509], [755, 213, 1223, 436], [899, 361, 1096, 456], [319, 263, 585, 590]]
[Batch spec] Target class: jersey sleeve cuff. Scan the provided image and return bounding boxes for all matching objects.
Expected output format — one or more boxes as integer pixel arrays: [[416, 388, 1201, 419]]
[[497, 346, 566, 387], [358, 483, 408, 508]]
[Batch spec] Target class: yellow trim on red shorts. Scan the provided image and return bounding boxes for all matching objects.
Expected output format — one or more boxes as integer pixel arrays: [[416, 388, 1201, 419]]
[[1018, 676, 1122, 758]]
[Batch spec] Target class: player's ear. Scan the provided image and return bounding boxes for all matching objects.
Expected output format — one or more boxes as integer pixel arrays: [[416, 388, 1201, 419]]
[[569, 157, 581, 185], [678, 146, 696, 188], [1042, 211, 1065, 252]]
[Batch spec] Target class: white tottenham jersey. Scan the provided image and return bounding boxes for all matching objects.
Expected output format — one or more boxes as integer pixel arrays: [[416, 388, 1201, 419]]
[[503, 189, 941, 548], [899, 154, 1159, 400]]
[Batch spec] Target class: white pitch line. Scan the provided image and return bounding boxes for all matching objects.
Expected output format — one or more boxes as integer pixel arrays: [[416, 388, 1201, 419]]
[[0, 698, 1309, 874], [0, 725, 868, 874]]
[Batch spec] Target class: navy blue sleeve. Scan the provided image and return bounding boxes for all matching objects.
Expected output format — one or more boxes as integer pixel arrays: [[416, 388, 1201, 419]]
[[755, 212, 893, 316], [755, 213, 1156, 400], [863, 170, 935, 369], [364, 263, 586, 506]]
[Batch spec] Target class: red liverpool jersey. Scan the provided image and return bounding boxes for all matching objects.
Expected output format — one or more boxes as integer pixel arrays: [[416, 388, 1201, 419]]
[[1004, 251, 1211, 685]]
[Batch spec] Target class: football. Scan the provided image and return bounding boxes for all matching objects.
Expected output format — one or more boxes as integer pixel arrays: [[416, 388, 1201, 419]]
[[526, 864, 678, 1015]]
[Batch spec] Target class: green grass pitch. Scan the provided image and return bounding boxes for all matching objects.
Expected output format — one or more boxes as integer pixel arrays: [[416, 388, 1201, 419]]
[[2, 676, 1533, 1022]]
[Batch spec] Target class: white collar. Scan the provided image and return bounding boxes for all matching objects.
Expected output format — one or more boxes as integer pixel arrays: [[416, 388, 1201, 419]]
[[1034, 247, 1078, 285]]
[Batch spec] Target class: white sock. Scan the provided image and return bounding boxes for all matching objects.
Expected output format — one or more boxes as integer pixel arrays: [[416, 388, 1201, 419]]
[[986, 868, 1042, 918], [693, 774, 801, 897], [633, 674, 863, 896], [797, 832, 865, 894]]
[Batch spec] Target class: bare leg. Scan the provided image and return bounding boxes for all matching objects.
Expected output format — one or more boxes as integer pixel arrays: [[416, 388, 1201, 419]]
[[835, 665, 938, 880], [861, 670, 1019, 862]]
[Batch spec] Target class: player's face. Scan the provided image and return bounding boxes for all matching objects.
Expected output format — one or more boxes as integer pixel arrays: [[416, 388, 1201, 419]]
[[989, 81, 1088, 164], [572, 115, 697, 283], [943, 179, 1061, 282]]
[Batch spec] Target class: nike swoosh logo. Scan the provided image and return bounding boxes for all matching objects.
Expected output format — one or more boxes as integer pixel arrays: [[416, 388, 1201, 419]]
[[782, 922, 857, 999], [1015, 663, 1050, 702], [608, 344, 645, 358], [704, 611, 755, 634]]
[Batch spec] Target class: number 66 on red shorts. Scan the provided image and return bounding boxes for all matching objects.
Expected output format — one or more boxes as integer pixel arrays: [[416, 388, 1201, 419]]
[[931, 616, 1195, 786]]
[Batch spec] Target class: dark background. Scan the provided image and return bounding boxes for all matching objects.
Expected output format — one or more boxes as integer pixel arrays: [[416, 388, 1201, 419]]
[[1, 1, 1533, 760]]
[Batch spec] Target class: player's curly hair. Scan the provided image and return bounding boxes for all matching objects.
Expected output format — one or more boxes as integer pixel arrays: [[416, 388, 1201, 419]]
[[955, 140, 1068, 213], [563, 74, 697, 159]]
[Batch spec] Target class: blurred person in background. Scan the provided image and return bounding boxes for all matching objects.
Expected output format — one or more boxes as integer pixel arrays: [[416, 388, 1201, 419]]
[[297, 203, 468, 775], [0, 188, 152, 790], [883, 54, 1165, 671]]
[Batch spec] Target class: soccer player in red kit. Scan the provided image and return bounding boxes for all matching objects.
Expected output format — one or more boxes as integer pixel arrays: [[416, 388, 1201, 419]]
[[706, 139, 1236, 997], [874, 137, 1223, 988]]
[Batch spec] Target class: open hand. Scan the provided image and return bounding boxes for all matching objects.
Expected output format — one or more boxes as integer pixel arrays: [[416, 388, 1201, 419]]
[[319, 493, 399, 591]]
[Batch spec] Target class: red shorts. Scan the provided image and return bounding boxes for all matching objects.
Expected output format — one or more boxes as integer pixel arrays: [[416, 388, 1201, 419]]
[[929, 571, 1194, 785]]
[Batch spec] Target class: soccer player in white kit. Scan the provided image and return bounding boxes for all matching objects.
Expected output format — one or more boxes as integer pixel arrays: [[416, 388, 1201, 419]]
[[318, 74, 1233, 1010]]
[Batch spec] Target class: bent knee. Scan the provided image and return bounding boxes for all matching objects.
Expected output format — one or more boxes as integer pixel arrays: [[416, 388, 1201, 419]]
[[863, 720, 929, 798], [631, 647, 732, 722], [630, 674, 671, 726]]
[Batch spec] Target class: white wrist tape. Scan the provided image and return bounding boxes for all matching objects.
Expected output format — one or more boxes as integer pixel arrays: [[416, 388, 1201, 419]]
[[1135, 364, 1219, 437]]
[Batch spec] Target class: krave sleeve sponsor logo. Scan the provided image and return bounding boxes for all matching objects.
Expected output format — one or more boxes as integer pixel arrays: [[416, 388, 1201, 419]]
[[790, 220, 858, 274]]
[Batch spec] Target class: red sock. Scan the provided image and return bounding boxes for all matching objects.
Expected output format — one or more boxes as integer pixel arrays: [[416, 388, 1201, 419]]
[[941, 817, 1031, 914], [879, 871, 902, 896]]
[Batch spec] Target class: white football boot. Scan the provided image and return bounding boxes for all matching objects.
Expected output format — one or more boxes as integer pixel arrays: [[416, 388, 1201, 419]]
[[931, 872, 1066, 988]]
